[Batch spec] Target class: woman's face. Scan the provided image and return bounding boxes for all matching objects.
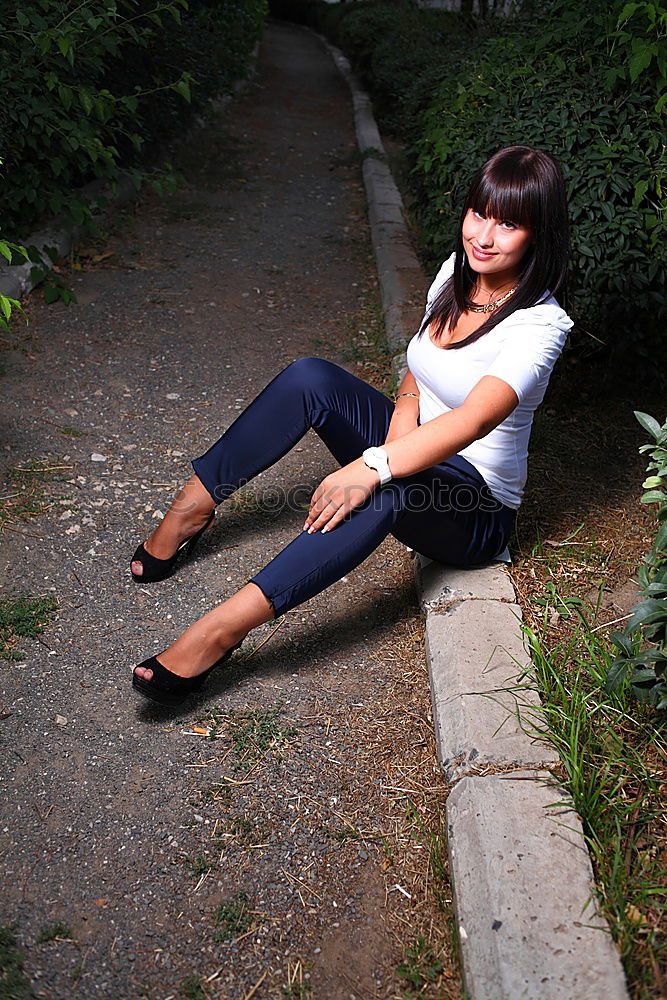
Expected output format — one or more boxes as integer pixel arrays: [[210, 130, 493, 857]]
[[461, 208, 533, 285]]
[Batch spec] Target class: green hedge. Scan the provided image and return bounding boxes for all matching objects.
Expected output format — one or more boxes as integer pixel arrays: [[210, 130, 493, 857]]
[[272, 0, 667, 380], [0, 0, 267, 238], [415, 1, 666, 373]]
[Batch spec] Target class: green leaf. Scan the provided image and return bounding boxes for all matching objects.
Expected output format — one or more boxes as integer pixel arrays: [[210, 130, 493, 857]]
[[79, 89, 93, 116], [625, 598, 667, 634], [634, 411, 662, 441], [172, 78, 191, 103], [641, 490, 667, 505], [629, 42, 657, 83], [58, 85, 72, 111], [43, 282, 61, 305], [653, 520, 667, 553], [610, 630, 634, 657], [630, 667, 659, 684], [616, 2, 640, 25], [606, 657, 631, 693]]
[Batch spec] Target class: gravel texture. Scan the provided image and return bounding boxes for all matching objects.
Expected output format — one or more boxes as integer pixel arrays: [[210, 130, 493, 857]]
[[0, 23, 460, 1000]]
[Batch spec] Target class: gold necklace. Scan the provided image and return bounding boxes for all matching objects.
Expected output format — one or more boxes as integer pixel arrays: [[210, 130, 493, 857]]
[[467, 284, 518, 314]]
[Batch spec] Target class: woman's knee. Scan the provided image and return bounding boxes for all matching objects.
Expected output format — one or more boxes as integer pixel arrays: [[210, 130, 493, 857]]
[[281, 357, 341, 390]]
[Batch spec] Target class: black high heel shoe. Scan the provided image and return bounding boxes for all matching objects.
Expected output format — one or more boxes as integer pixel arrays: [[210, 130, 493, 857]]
[[132, 641, 243, 707], [130, 513, 214, 583]]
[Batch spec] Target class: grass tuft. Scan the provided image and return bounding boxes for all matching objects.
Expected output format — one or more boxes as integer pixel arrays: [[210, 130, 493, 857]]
[[213, 892, 252, 942], [36, 922, 73, 944], [1, 459, 74, 526], [185, 856, 212, 877], [397, 935, 444, 996], [179, 974, 208, 999], [281, 983, 311, 999], [228, 704, 297, 765], [0, 593, 57, 661], [0, 924, 30, 1000]]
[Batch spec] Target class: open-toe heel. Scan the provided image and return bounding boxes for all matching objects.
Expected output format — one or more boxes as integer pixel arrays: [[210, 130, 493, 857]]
[[132, 641, 243, 707], [130, 512, 214, 583]]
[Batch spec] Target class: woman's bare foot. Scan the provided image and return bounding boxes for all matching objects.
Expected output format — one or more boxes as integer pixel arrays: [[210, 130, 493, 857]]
[[133, 583, 274, 682], [130, 474, 215, 578]]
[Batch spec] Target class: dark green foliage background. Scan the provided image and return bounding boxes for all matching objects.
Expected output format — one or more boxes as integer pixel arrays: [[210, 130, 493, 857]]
[[271, 0, 666, 380], [0, 0, 267, 237]]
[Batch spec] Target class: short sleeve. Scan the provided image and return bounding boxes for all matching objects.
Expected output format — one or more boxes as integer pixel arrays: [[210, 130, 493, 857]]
[[485, 323, 569, 405]]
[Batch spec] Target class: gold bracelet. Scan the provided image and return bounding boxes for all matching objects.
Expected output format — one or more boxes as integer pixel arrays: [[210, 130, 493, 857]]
[[395, 392, 419, 401]]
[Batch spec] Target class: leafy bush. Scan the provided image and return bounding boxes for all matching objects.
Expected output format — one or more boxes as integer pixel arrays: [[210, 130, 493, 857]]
[[0, 0, 266, 239], [327, 4, 471, 142], [607, 411, 667, 708], [0, 239, 27, 329], [414, 1, 667, 371]]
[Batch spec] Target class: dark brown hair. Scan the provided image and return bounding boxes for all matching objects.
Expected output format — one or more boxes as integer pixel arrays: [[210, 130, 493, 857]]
[[421, 145, 570, 349]]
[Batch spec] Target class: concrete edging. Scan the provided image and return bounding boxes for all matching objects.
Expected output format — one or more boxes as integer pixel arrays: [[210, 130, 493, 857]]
[[325, 35, 629, 999]]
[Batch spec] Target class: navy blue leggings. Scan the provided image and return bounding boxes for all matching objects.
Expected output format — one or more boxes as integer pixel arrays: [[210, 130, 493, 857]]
[[192, 358, 515, 616]]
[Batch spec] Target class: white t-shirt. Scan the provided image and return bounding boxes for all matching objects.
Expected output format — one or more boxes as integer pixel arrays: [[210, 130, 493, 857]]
[[406, 253, 573, 510]]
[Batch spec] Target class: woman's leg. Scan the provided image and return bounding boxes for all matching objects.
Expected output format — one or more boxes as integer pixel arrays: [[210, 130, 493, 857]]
[[250, 454, 515, 617], [135, 485, 403, 681], [130, 474, 217, 575], [131, 358, 393, 576], [134, 582, 273, 681], [135, 454, 514, 682], [191, 356, 394, 500]]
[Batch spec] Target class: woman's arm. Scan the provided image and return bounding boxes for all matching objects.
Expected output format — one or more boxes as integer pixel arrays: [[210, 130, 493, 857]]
[[304, 374, 518, 533], [384, 370, 420, 444], [383, 374, 518, 477]]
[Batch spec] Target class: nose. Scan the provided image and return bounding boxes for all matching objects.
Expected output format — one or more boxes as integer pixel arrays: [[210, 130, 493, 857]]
[[477, 220, 495, 247]]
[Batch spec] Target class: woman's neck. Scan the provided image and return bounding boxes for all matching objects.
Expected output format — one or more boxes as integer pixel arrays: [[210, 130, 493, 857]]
[[472, 276, 518, 301]]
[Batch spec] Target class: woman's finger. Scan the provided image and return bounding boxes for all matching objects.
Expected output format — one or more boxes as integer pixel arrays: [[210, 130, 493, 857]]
[[306, 495, 342, 534], [304, 487, 333, 529], [320, 501, 349, 533]]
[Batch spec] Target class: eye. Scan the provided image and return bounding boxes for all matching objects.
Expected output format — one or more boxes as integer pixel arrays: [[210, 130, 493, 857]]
[[471, 209, 486, 220], [500, 220, 518, 230]]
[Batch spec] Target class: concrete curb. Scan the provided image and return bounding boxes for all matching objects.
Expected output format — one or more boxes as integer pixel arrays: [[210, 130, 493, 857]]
[[325, 35, 629, 999], [0, 45, 260, 302]]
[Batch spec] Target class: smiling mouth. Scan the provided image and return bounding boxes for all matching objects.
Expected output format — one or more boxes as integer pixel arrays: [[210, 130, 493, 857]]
[[470, 245, 497, 260]]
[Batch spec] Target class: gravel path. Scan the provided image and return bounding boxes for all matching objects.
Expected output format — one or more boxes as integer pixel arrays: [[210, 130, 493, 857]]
[[0, 23, 460, 1000]]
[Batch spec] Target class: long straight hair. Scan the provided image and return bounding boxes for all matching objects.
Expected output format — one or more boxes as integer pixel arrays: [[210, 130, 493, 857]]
[[421, 145, 569, 349]]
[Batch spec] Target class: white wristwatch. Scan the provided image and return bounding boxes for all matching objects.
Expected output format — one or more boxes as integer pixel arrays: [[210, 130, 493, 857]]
[[362, 446, 392, 485]]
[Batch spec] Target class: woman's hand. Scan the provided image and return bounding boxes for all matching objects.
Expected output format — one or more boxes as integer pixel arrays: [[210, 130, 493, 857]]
[[303, 458, 380, 535]]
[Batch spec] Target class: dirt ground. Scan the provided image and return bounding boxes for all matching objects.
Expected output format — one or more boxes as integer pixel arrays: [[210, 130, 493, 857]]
[[0, 23, 461, 1000]]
